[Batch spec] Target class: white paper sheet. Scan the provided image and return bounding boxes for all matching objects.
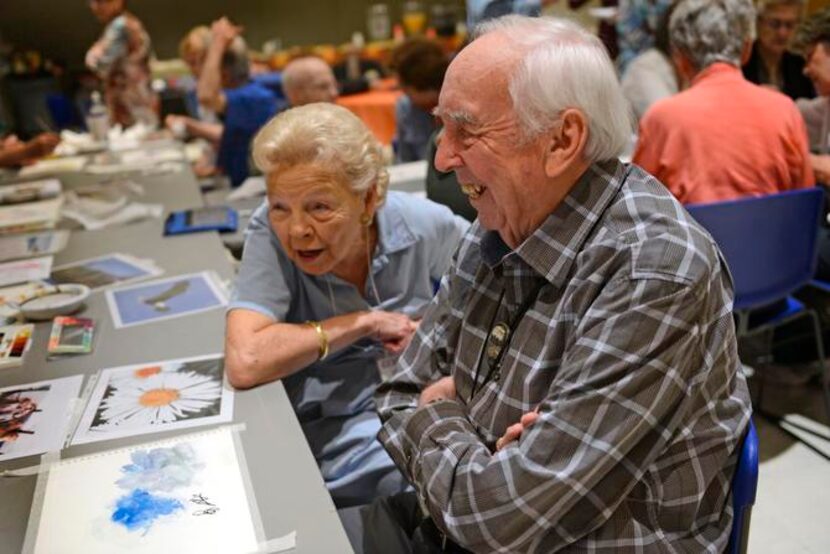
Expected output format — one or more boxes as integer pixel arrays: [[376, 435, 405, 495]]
[[0, 179, 61, 205], [0, 375, 83, 462], [71, 353, 234, 446], [0, 256, 53, 287], [0, 197, 63, 234], [104, 271, 227, 329], [227, 176, 266, 201], [0, 230, 70, 262], [18, 156, 87, 177], [31, 427, 261, 554]]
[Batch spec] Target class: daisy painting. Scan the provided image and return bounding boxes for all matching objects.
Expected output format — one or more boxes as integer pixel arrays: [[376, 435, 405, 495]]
[[72, 354, 234, 446]]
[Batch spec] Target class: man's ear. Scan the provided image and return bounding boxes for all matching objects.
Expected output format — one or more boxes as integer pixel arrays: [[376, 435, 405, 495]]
[[543, 109, 588, 179], [740, 39, 753, 66]]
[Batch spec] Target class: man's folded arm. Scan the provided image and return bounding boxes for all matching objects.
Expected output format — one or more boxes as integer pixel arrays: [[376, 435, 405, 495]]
[[378, 275, 735, 552]]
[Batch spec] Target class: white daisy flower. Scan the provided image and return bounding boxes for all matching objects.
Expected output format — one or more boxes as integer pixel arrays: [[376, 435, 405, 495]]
[[96, 370, 222, 428]]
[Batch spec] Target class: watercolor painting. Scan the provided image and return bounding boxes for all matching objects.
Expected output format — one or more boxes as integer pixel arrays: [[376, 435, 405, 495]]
[[0, 376, 83, 461], [72, 354, 233, 446], [50, 253, 162, 290], [31, 427, 262, 553], [105, 271, 227, 329]]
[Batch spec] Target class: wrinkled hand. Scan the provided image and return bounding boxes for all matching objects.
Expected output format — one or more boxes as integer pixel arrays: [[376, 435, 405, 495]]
[[495, 409, 540, 451], [811, 154, 830, 184], [418, 376, 456, 407], [367, 310, 418, 354], [211, 17, 242, 48]]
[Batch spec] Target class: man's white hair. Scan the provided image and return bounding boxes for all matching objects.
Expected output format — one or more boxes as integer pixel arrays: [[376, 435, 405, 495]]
[[252, 103, 389, 204], [670, 0, 757, 71], [473, 15, 632, 162]]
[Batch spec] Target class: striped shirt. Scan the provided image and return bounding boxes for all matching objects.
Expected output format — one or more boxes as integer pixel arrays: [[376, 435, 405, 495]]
[[376, 159, 752, 553]]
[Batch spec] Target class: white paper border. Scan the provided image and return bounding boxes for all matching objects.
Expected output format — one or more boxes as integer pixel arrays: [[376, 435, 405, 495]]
[[70, 353, 234, 446]]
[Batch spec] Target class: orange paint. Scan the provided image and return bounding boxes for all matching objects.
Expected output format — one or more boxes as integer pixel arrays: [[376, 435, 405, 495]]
[[134, 366, 162, 379], [139, 388, 180, 407]]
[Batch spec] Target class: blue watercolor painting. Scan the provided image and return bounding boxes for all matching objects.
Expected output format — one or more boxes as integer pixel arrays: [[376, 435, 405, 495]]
[[110, 274, 224, 327], [111, 444, 202, 533], [111, 489, 183, 533]]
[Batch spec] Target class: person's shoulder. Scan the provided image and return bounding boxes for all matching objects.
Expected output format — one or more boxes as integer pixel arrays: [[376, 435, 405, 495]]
[[597, 165, 722, 286], [383, 191, 466, 236]]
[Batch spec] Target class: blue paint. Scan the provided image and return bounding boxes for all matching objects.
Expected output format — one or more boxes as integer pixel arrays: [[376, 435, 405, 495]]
[[111, 489, 183, 533]]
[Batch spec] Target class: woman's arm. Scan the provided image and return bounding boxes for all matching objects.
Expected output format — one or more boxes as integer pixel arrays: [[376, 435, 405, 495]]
[[225, 308, 416, 389]]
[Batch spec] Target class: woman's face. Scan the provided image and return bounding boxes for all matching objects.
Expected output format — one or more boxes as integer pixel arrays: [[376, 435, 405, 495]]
[[89, 0, 124, 23], [266, 164, 376, 277]]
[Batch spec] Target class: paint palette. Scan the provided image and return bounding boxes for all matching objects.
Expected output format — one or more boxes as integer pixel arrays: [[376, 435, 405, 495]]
[[0, 324, 34, 369]]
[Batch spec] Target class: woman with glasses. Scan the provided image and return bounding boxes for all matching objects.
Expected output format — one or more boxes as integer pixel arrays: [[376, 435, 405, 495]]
[[86, 0, 158, 127], [742, 0, 815, 99]]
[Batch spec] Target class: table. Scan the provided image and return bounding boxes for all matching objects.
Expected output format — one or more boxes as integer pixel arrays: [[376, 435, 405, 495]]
[[337, 86, 402, 146], [0, 155, 353, 553]]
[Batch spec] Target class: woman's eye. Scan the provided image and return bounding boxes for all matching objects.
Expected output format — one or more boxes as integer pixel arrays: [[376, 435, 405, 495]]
[[271, 203, 288, 214], [310, 202, 331, 213]]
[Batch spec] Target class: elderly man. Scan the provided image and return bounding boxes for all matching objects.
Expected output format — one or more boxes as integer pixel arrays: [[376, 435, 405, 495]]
[[166, 18, 276, 187], [340, 14, 751, 553], [280, 56, 339, 107], [634, 0, 814, 204], [742, 0, 815, 100]]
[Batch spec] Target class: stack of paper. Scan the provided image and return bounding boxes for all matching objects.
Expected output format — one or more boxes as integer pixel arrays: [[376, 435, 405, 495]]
[[0, 179, 61, 205], [0, 197, 63, 235], [18, 156, 87, 178]]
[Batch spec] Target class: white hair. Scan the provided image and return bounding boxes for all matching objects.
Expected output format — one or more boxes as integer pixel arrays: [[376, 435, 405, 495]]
[[473, 15, 632, 163], [252, 103, 389, 203], [670, 0, 757, 71]]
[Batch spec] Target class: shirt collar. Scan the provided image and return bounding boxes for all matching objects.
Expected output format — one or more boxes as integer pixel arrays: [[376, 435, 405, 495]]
[[479, 158, 627, 287], [691, 62, 742, 87], [375, 196, 417, 256]]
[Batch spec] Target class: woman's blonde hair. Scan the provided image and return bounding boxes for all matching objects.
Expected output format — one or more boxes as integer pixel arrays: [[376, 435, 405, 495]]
[[252, 103, 389, 204]]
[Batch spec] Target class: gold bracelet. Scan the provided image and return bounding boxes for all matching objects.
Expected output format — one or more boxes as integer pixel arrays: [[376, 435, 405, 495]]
[[305, 320, 329, 361]]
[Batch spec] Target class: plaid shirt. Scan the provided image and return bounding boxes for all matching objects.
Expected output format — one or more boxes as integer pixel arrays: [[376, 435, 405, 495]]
[[376, 159, 752, 553]]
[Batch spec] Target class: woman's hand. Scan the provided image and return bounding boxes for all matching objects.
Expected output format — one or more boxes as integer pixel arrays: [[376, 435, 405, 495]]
[[365, 310, 418, 354]]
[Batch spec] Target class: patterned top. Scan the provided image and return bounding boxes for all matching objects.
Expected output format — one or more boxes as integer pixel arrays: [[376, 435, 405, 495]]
[[616, 0, 673, 72], [86, 12, 158, 127], [377, 159, 752, 552]]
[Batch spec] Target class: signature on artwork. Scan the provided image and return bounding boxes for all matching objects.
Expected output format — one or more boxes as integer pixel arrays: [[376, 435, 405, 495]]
[[190, 493, 219, 516]]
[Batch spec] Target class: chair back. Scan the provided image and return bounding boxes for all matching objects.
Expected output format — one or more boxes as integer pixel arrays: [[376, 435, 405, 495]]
[[727, 419, 759, 554], [686, 189, 824, 310]]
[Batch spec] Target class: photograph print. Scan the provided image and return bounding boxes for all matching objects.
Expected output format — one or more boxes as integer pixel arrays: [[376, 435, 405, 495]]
[[50, 253, 162, 290], [0, 375, 83, 462], [71, 354, 234, 446]]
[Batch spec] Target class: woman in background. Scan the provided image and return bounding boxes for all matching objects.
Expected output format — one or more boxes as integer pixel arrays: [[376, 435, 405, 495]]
[[86, 0, 158, 127]]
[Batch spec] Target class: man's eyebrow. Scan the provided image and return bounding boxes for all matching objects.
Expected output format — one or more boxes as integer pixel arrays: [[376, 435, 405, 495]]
[[432, 107, 479, 128]]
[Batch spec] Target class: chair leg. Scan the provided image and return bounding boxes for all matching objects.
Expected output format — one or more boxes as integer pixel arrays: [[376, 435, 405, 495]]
[[808, 311, 830, 426]]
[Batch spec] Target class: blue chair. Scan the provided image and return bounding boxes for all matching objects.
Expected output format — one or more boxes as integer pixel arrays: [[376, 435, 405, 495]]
[[727, 419, 759, 554], [686, 188, 830, 421]]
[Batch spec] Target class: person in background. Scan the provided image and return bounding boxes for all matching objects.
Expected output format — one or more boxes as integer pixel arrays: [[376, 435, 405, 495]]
[[390, 39, 448, 163], [86, 0, 157, 127], [634, 0, 814, 204], [794, 8, 830, 181], [742, 0, 815, 100], [166, 18, 277, 187], [0, 133, 59, 168], [281, 57, 340, 107], [616, 0, 674, 72], [225, 103, 469, 508], [339, 14, 750, 552], [621, 1, 680, 121]]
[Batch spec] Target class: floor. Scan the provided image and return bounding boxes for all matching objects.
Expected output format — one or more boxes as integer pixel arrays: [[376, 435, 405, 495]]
[[747, 374, 830, 553]]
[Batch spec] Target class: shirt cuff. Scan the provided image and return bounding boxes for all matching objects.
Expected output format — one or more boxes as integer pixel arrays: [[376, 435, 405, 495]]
[[402, 400, 468, 467]]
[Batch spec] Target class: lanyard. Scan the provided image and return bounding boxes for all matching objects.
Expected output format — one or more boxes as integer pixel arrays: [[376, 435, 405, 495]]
[[469, 279, 546, 400]]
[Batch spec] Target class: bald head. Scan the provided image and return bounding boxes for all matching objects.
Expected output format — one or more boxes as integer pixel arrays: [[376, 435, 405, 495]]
[[282, 57, 339, 106]]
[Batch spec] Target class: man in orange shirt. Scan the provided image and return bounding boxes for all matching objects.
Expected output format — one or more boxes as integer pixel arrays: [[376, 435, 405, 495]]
[[633, 0, 814, 205]]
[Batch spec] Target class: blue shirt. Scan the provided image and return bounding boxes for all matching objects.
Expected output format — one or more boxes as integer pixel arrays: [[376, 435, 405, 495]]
[[217, 81, 277, 187], [394, 95, 436, 164], [229, 190, 470, 507]]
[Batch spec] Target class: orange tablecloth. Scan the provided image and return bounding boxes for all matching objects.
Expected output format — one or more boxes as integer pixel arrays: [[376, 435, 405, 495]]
[[337, 86, 403, 145]]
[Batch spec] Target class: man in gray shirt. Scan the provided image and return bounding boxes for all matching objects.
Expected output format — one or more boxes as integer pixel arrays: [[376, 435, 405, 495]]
[[341, 13, 751, 553]]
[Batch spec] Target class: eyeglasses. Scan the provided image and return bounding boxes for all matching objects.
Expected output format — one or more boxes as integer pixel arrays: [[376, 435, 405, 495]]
[[761, 17, 798, 31]]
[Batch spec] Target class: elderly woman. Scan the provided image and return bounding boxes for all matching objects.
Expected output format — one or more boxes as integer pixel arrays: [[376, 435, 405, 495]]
[[86, 0, 157, 127], [225, 103, 470, 508], [633, 0, 813, 204], [742, 0, 815, 100], [166, 18, 277, 186]]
